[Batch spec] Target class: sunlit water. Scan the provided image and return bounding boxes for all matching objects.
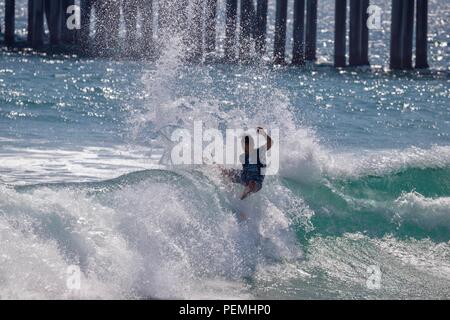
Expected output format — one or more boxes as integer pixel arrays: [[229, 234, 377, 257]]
[[0, 0, 449, 299]]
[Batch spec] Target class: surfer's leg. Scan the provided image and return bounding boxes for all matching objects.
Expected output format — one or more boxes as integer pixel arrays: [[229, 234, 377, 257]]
[[240, 187, 252, 200], [240, 181, 261, 200], [240, 180, 263, 200]]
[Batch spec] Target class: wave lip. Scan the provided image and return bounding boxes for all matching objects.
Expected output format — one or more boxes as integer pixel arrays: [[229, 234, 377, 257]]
[[328, 145, 450, 179], [394, 192, 450, 231]]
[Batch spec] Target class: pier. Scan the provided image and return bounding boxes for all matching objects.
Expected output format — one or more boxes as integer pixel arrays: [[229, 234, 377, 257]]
[[1, 0, 429, 69]]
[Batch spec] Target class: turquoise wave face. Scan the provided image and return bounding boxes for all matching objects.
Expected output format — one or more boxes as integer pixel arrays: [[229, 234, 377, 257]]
[[4, 166, 450, 299], [14, 164, 450, 244], [283, 166, 450, 243], [1, 0, 449, 299], [287, 165, 450, 242]]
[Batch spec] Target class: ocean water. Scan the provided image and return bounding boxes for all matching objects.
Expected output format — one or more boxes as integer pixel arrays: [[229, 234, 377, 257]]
[[0, 0, 449, 299]]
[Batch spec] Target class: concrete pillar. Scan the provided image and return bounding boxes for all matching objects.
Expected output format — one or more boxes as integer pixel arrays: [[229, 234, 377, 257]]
[[93, 1, 105, 48], [240, 0, 254, 61], [5, 0, 15, 45], [273, 0, 288, 64], [159, 0, 175, 33], [28, 0, 45, 48], [305, 0, 317, 61], [157, 0, 167, 33], [334, 0, 346, 67], [401, 0, 415, 69], [224, 0, 238, 62], [389, 0, 402, 69], [61, 0, 76, 44], [45, 0, 62, 45], [349, 0, 369, 66], [205, 0, 217, 55], [27, 0, 33, 43], [255, 0, 268, 55], [178, 0, 189, 32], [140, 0, 153, 40], [292, 0, 306, 65], [415, 0, 428, 68], [139, 0, 154, 53], [349, 0, 362, 65], [190, 0, 204, 62], [390, 0, 415, 69], [360, 0, 369, 65], [94, 0, 120, 53], [123, 0, 139, 44], [80, 0, 92, 47]]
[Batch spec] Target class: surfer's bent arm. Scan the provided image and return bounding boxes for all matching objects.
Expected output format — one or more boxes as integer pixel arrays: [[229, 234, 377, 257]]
[[257, 127, 272, 151]]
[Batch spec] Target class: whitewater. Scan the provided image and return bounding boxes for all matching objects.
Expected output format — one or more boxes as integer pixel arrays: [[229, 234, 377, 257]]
[[0, 0, 449, 300]]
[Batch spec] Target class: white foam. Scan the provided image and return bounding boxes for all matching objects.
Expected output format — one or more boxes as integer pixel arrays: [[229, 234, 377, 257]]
[[0, 144, 161, 185], [279, 133, 450, 184], [394, 191, 450, 231], [328, 145, 450, 179], [0, 186, 139, 299], [0, 166, 305, 299], [280, 233, 450, 299]]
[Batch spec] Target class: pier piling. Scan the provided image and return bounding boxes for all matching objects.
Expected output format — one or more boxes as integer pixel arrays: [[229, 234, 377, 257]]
[[415, 0, 429, 68], [255, 0, 268, 56], [45, 0, 62, 45], [349, 0, 369, 66], [5, 0, 15, 46], [402, 0, 415, 69], [334, 0, 346, 67], [179, 0, 189, 33], [292, 0, 306, 65], [109, 0, 121, 49], [239, 0, 254, 61], [224, 0, 238, 62], [360, 0, 369, 65], [205, 0, 218, 55], [349, 0, 361, 66], [61, 0, 76, 45], [123, 0, 139, 45], [390, 0, 402, 69], [28, 0, 45, 48], [305, 0, 317, 61], [273, 0, 288, 64], [79, 0, 92, 48], [190, 0, 204, 62], [95, 0, 121, 54], [390, 0, 414, 69], [139, 0, 154, 53], [1, 0, 430, 69]]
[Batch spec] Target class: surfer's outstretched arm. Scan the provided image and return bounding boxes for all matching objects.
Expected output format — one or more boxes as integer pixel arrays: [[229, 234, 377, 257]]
[[257, 127, 272, 151]]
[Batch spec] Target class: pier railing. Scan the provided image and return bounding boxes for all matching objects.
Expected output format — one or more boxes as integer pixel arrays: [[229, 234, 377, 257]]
[[1, 0, 429, 69]]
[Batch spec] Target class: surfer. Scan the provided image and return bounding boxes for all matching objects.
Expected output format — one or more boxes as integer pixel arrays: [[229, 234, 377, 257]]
[[222, 127, 272, 200]]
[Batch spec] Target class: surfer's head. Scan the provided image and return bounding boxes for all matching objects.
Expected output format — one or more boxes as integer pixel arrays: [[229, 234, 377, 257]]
[[242, 135, 254, 154]]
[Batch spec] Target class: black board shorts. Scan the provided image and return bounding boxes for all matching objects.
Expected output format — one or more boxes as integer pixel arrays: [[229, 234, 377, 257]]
[[229, 169, 264, 190]]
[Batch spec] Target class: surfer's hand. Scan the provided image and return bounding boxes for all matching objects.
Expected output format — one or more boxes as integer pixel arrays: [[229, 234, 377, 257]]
[[257, 127, 266, 136]]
